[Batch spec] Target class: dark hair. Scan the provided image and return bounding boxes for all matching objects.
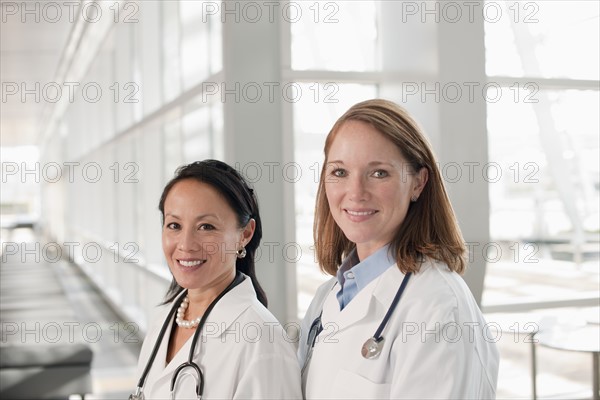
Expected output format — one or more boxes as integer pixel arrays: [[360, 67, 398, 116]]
[[158, 159, 267, 306], [314, 99, 466, 275]]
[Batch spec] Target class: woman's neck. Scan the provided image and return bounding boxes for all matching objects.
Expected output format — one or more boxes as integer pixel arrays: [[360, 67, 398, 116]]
[[185, 269, 236, 317]]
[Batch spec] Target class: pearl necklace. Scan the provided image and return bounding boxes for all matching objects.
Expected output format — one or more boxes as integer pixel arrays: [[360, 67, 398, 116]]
[[175, 296, 201, 328]]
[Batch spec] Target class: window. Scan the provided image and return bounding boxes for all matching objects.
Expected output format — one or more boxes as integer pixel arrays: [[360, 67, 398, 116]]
[[483, 0, 599, 307], [287, 1, 380, 317]]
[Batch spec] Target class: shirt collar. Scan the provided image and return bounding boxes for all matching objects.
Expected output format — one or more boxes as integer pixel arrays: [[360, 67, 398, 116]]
[[336, 244, 396, 291]]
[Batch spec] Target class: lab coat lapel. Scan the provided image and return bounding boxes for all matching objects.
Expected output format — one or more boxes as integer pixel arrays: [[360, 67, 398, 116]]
[[201, 277, 254, 338], [322, 264, 407, 333], [322, 280, 375, 332], [372, 265, 407, 309], [151, 308, 190, 390], [151, 276, 254, 388]]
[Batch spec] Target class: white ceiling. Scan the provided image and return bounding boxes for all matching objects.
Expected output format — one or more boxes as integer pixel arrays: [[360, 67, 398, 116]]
[[1, 1, 72, 147]]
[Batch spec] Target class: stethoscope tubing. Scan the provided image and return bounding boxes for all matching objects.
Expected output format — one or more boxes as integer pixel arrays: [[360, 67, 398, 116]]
[[305, 271, 412, 358], [372, 272, 411, 341], [133, 271, 245, 397], [135, 289, 187, 390]]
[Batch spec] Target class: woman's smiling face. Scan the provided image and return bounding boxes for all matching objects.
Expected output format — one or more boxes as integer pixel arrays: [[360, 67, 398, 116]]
[[324, 120, 427, 260], [161, 179, 253, 291]]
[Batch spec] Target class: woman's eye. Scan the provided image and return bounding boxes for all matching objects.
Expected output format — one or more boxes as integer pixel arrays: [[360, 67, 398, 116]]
[[372, 170, 389, 178], [332, 169, 347, 177], [199, 224, 215, 231], [165, 222, 180, 230]]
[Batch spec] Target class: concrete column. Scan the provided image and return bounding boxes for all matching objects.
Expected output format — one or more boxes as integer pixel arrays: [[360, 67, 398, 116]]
[[437, 4, 489, 305], [380, 1, 490, 304], [221, 5, 297, 322]]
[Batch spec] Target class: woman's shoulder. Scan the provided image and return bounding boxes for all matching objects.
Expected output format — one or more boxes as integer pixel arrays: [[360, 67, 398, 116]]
[[315, 276, 338, 297], [233, 278, 291, 335], [414, 258, 466, 290], [232, 291, 299, 357], [408, 258, 483, 318], [243, 296, 282, 325], [304, 276, 337, 317]]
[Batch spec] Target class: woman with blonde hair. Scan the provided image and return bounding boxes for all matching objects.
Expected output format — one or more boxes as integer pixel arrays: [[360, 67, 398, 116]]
[[298, 99, 499, 399]]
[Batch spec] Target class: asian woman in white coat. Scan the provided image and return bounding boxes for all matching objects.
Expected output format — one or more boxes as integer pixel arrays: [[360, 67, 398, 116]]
[[134, 160, 301, 399], [299, 99, 499, 399]]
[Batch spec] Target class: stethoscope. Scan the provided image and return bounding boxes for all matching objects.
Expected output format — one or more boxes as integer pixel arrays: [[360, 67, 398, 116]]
[[302, 271, 411, 373], [130, 271, 245, 400]]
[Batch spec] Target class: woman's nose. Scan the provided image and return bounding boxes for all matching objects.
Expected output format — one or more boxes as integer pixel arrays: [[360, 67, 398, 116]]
[[348, 175, 368, 202], [177, 229, 198, 251]]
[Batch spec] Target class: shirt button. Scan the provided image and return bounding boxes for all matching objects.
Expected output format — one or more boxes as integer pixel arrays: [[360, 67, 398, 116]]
[[346, 271, 355, 279]]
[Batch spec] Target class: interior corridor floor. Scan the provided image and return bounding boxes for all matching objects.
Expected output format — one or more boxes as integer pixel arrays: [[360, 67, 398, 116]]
[[1, 227, 140, 399]]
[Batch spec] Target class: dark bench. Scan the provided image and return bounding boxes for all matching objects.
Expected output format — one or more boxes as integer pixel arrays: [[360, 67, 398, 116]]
[[0, 344, 93, 399]]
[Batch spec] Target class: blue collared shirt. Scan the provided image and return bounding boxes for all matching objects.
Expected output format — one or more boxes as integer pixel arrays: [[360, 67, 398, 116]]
[[335, 244, 396, 310]]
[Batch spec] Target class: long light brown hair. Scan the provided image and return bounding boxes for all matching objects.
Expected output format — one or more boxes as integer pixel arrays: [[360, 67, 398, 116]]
[[313, 99, 466, 275]]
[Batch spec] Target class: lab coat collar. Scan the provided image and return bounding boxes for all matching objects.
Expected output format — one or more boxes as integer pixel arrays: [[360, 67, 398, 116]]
[[372, 257, 430, 307], [372, 262, 409, 307], [336, 245, 395, 295], [153, 275, 255, 385], [323, 252, 406, 332]]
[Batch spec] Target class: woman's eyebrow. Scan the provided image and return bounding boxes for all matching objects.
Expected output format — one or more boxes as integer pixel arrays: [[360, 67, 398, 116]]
[[164, 213, 219, 221], [326, 160, 345, 165]]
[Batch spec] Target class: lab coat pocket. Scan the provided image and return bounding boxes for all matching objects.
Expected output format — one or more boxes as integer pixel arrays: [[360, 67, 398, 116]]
[[331, 369, 391, 399]]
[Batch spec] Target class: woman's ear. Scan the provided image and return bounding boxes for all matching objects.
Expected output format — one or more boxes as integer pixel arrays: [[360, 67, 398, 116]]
[[240, 218, 256, 247], [413, 167, 429, 197]]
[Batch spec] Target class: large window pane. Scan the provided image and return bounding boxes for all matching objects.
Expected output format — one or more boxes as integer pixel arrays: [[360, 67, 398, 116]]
[[487, 89, 599, 240], [136, 124, 164, 267], [485, 1, 599, 80], [181, 105, 212, 163], [163, 114, 183, 179], [162, 2, 182, 103], [180, 1, 211, 89], [291, 1, 378, 71]]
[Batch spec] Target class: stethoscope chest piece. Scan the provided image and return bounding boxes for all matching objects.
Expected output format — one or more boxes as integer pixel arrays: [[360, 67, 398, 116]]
[[361, 336, 384, 359], [129, 387, 145, 400], [360, 272, 412, 360]]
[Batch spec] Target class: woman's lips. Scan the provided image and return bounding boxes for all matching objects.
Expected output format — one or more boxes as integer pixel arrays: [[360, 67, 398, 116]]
[[344, 208, 378, 222], [177, 259, 206, 268]]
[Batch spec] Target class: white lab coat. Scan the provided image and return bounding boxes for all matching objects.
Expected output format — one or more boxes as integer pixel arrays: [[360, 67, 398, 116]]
[[299, 258, 499, 399], [136, 276, 302, 399]]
